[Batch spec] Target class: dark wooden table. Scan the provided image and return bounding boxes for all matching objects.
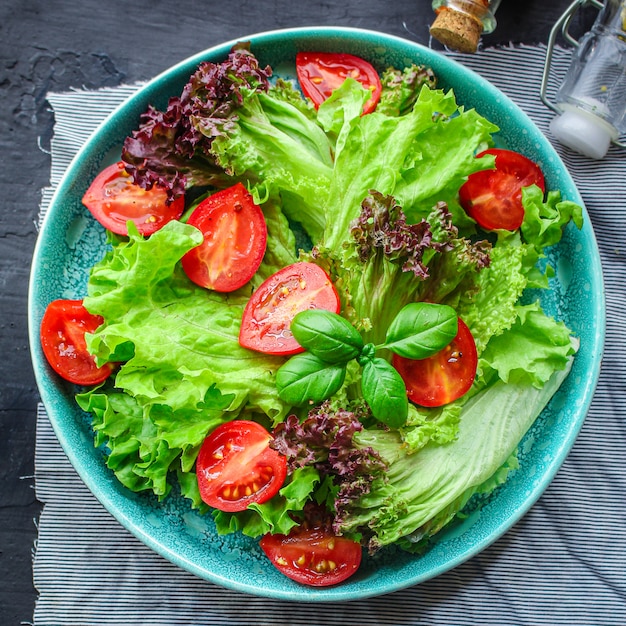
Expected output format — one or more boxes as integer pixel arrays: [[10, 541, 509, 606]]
[[0, 0, 597, 622]]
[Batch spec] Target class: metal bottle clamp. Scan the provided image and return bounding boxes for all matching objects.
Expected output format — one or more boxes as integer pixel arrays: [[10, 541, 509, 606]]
[[541, 0, 626, 150]]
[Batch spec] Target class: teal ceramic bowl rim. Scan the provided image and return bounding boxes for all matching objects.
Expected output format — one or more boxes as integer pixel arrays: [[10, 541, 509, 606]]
[[29, 26, 605, 602]]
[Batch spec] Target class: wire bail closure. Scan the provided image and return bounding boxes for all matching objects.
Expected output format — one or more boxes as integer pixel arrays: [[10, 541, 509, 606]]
[[541, 0, 626, 151]]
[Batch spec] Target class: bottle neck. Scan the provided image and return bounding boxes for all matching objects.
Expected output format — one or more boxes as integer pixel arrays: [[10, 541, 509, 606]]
[[595, 0, 626, 35], [430, 0, 502, 53], [431, 0, 502, 33]]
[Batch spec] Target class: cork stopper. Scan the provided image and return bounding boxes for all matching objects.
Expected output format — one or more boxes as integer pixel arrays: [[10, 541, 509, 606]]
[[430, 7, 485, 54]]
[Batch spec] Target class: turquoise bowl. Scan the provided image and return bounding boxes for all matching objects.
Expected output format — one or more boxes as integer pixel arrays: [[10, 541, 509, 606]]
[[28, 27, 605, 601]]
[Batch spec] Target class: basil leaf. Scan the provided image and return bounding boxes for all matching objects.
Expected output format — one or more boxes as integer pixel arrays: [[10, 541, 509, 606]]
[[361, 357, 408, 428], [383, 302, 458, 359], [291, 310, 364, 364], [276, 352, 346, 406]]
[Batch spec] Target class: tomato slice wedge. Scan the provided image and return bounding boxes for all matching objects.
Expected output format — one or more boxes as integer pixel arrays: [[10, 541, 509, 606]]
[[196, 420, 287, 513], [393, 318, 477, 407], [239, 262, 340, 355], [459, 148, 546, 231], [296, 51, 382, 115], [260, 523, 362, 586], [181, 183, 267, 292], [40, 299, 114, 386], [82, 161, 185, 236]]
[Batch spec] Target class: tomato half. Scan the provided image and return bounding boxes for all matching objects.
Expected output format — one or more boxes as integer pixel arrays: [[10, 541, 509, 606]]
[[459, 148, 546, 231], [82, 161, 185, 236], [393, 318, 477, 407], [260, 524, 362, 586], [181, 183, 267, 292], [40, 299, 114, 386], [239, 262, 340, 355], [196, 420, 287, 513], [296, 51, 382, 115]]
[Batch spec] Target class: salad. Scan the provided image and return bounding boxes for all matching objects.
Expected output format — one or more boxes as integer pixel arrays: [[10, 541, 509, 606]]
[[39, 43, 583, 587]]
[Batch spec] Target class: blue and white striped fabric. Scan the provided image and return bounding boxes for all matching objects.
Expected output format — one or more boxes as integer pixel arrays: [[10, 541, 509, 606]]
[[33, 44, 626, 625]]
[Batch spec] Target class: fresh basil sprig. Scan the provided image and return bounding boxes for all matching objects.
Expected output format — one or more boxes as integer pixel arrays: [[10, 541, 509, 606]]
[[275, 302, 458, 427]]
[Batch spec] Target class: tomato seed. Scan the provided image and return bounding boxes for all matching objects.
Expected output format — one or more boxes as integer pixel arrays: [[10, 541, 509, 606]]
[[296, 554, 307, 566], [448, 350, 462, 363], [311, 77, 323, 84]]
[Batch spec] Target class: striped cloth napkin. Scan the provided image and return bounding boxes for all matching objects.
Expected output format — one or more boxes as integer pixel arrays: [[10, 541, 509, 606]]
[[33, 44, 626, 625]]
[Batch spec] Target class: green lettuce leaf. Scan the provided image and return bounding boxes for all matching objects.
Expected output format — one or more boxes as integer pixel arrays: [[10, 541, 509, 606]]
[[480, 302, 577, 387], [84, 220, 288, 420], [77, 211, 296, 500], [454, 233, 529, 354], [321, 84, 497, 251], [400, 402, 463, 453], [208, 88, 334, 242], [521, 187, 584, 252], [76, 383, 232, 498], [337, 347, 576, 551]]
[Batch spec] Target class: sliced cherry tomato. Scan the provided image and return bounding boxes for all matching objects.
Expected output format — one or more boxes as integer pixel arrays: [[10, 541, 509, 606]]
[[82, 161, 185, 236], [181, 183, 267, 293], [296, 51, 382, 115], [260, 523, 362, 586], [239, 262, 340, 355], [459, 148, 546, 231], [40, 299, 114, 386], [393, 318, 477, 408], [196, 420, 287, 513]]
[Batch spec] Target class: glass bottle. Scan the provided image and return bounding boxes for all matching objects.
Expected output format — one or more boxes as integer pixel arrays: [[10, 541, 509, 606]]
[[430, 0, 503, 53], [549, 0, 626, 159]]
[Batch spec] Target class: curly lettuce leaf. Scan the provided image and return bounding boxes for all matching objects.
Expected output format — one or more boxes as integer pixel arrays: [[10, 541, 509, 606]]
[[84, 220, 290, 420], [480, 302, 577, 387], [77, 211, 297, 501], [521, 187, 584, 252], [320, 84, 497, 251], [76, 383, 232, 498], [400, 402, 463, 453]]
